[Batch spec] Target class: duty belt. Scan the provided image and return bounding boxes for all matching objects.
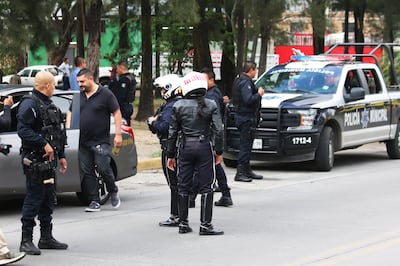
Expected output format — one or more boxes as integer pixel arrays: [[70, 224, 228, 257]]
[[185, 135, 209, 142]]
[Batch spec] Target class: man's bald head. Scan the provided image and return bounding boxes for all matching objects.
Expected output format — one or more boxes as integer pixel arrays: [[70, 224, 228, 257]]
[[35, 71, 55, 96]]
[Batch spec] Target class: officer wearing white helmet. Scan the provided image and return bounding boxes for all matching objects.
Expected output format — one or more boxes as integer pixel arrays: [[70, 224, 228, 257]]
[[147, 74, 183, 227], [167, 71, 224, 236]]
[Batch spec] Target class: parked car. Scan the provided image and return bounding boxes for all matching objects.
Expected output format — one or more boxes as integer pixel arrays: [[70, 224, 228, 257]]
[[2, 65, 64, 89], [0, 85, 138, 204]]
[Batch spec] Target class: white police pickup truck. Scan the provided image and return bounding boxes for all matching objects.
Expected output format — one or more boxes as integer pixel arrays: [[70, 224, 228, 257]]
[[223, 43, 400, 171]]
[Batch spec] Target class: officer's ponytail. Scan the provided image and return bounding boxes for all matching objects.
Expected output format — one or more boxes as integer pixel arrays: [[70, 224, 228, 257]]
[[196, 96, 206, 118]]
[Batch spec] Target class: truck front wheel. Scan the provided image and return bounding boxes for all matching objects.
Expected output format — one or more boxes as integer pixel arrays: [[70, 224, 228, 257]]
[[314, 126, 334, 171], [386, 121, 400, 159]]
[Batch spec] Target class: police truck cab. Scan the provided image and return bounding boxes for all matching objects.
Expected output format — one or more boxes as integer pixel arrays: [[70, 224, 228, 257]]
[[223, 43, 400, 171]]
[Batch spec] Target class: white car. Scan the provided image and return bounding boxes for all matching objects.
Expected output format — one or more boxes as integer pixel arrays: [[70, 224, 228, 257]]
[[2, 65, 64, 89]]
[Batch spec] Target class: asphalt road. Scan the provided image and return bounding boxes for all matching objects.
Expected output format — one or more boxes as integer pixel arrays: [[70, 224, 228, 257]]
[[2, 143, 400, 266]]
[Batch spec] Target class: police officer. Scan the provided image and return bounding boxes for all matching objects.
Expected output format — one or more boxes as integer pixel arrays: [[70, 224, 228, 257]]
[[200, 68, 233, 207], [167, 71, 224, 236], [17, 71, 68, 255], [109, 61, 136, 126], [147, 74, 182, 227], [232, 61, 264, 182]]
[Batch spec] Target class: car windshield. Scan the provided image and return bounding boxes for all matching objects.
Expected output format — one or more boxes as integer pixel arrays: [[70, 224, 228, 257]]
[[256, 66, 342, 95]]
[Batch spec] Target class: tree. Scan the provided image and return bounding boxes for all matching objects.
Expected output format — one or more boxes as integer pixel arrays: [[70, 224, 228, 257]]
[[85, 0, 102, 81], [48, 1, 77, 66], [135, 0, 154, 121], [311, 0, 328, 55], [192, 0, 212, 70]]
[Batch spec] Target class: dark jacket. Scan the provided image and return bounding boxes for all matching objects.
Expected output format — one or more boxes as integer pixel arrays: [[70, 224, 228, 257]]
[[151, 97, 179, 146], [232, 73, 261, 115], [17, 89, 65, 158], [0, 105, 11, 132], [205, 84, 225, 118], [167, 97, 223, 158]]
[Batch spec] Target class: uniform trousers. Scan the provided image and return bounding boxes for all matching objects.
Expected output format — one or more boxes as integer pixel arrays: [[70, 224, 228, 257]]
[[235, 114, 257, 165], [177, 140, 216, 196]]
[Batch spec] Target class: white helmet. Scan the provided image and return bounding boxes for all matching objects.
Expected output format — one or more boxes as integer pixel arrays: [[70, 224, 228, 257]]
[[181, 71, 207, 97], [153, 74, 183, 100]]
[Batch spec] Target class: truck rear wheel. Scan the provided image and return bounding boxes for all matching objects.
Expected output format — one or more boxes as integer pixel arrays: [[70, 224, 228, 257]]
[[314, 126, 334, 171], [386, 121, 400, 159]]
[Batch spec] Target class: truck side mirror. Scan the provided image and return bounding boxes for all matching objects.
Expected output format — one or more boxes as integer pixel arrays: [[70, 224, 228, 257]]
[[344, 87, 365, 102]]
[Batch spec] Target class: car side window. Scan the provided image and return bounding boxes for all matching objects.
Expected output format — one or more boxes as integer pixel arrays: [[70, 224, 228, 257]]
[[344, 70, 362, 94], [19, 69, 30, 77], [31, 70, 39, 78], [362, 69, 382, 94]]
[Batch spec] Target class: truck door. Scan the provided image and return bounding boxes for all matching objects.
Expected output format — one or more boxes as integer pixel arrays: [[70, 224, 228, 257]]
[[361, 68, 391, 141], [340, 69, 371, 147]]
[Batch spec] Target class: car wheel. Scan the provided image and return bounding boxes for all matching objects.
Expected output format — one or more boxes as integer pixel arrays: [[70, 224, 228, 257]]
[[314, 126, 334, 171], [386, 121, 400, 159], [76, 170, 111, 206], [223, 158, 237, 168]]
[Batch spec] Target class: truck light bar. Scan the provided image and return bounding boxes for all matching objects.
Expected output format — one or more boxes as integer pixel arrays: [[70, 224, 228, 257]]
[[291, 55, 354, 62]]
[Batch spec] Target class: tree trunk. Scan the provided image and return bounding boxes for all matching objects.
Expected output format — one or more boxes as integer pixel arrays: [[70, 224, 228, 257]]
[[119, 0, 129, 57], [135, 0, 154, 121], [235, 2, 245, 74], [77, 0, 86, 58], [221, 0, 236, 97], [311, 0, 326, 55], [85, 0, 102, 82], [154, 0, 161, 98], [258, 24, 270, 74], [48, 6, 75, 66], [193, 0, 212, 70], [353, 1, 366, 55]]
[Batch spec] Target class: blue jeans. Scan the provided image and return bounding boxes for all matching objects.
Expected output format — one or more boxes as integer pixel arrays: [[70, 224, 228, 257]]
[[79, 143, 118, 203]]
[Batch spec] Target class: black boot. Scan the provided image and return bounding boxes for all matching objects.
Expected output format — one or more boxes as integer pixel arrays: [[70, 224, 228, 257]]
[[20, 227, 41, 255], [234, 164, 252, 182], [214, 189, 233, 207], [178, 194, 192, 234], [189, 193, 196, 208], [245, 164, 263, 180], [199, 192, 224, 236], [38, 223, 68, 250], [159, 189, 180, 227]]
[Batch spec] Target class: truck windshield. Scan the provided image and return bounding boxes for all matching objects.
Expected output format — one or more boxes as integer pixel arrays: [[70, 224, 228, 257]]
[[256, 66, 342, 95]]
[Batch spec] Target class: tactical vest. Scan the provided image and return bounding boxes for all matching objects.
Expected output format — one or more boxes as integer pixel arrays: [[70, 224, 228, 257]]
[[21, 94, 67, 153]]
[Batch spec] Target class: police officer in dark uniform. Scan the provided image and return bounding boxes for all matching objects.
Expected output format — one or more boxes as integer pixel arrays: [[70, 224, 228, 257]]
[[17, 71, 68, 255], [232, 61, 265, 182], [109, 61, 136, 126], [200, 67, 233, 207], [147, 74, 182, 227], [167, 71, 224, 236]]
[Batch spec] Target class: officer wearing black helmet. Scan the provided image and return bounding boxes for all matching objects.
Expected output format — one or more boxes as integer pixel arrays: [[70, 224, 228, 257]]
[[147, 74, 182, 227], [167, 71, 224, 236], [17, 71, 68, 255]]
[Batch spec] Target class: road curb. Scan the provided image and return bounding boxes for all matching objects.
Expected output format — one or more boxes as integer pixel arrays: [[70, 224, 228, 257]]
[[137, 157, 162, 171]]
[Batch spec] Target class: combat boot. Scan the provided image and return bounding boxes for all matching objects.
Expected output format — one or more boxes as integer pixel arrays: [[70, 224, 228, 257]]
[[245, 164, 263, 180], [214, 189, 233, 207], [234, 164, 252, 182], [178, 194, 192, 234], [189, 193, 196, 208], [199, 192, 224, 236], [20, 227, 41, 255], [159, 189, 180, 227], [38, 223, 68, 250]]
